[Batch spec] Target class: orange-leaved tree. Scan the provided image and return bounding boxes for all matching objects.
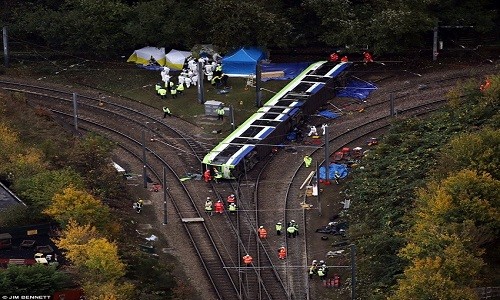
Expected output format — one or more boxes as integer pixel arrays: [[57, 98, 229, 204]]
[[44, 186, 110, 229]]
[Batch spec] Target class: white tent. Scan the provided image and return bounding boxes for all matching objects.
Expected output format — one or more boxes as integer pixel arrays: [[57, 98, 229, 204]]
[[127, 47, 166, 66], [165, 49, 192, 70]]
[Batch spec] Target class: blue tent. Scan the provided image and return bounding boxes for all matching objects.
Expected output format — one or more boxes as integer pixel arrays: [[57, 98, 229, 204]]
[[222, 47, 266, 76]]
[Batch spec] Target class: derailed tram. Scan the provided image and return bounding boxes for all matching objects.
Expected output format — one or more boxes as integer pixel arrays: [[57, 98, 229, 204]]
[[202, 61, 351, 179]]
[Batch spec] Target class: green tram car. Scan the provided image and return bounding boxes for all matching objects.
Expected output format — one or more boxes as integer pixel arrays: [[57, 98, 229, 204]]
[[202, 61, 351, 179]]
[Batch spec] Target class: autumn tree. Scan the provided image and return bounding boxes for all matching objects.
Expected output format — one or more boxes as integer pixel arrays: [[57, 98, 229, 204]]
[[55, 221, 131, 298], [438, 128, 500, 179], [0, 123, 47, 180], [44, 186, 111, 229]]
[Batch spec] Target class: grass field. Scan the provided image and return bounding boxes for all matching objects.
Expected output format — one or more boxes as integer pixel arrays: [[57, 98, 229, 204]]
[[5, 58, 291, 133]]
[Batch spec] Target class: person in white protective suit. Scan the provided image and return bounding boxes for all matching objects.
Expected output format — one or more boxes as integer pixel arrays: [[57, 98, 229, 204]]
[[321, 124, 328, 135], [308, 126, 318, 137]]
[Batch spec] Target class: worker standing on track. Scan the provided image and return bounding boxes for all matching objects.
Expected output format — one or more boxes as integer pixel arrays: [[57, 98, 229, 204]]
[[290, 220, 299, 236], [134, 199, 143, 214], [321, 123, 328, 135], [334, 171, 341, 184], [309, 260, 318, 279], [217, 106, 225, 121], [214, 200, 224, 214], [304, 155, 312, 168], [363, 51, 374, 63], [278, 246, 287, 260], [329, 52, 339, 62], [213, 168, 222, 183], [287, 223, 297, 238], [162, 106, 171, 118], [203, 169, 212, 183], [158, 87, 167, 99], [308, 125, 318, 137], [243, 254, 253, 265], [275, 222, 282, 235], [228, 202, 237, 214], [205, 197, 213, 216], [257, 226, 267, 239], [227, 194, 236, 205], [318, 265, 326, 281], [155, 82, 162, 94]]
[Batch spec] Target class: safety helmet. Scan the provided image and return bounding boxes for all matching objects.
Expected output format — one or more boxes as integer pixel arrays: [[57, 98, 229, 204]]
[[218, 200, 221, 202], [322, 264, 327, 267], [291, 220, 295, 223], [138, 199, 143, 203], [312, 260, 317, 264], [277, 222, 282, 225], [207, 197, 211, 200], [319, 260, 325, 264], [259, 226, 264, 229], [231, 194, 234, 197]]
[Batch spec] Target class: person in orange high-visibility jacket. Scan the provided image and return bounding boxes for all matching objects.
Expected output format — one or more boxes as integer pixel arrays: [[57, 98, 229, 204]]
[[227, 194, 236, 204], [257, 226, 267, 239], [363, 52, 373, 63], [203, 169, 212, 183], [243, 254, 253, 265], [278, 247, 287, 260], [214, 200, 224, 214], [341, 56, 349, 62], [480, 78, 491, 92], [329, 52, 339, 62]]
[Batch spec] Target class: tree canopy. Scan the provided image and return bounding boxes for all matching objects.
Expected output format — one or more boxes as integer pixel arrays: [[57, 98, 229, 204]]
[[1, 0, 497, 55]]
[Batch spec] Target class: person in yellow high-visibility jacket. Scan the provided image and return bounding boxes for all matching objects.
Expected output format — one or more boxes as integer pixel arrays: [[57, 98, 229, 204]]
[[304, 155, 312, 168]]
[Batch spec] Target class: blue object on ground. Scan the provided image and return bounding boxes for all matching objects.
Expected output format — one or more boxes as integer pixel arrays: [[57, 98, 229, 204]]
[[319, 163, 348, 180], [318, 110, 340, 119], [336, 80, 377, 100]]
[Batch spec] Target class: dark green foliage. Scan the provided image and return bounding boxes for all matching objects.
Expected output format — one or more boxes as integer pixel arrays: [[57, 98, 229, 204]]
[[2, 0, 496, 55], [66, 133, 124, 199], [128, 255, 177, 298], [0, 265, 70, 296], [13, 168, 85, 209], [0, 205, 51, 227], [349, 76, 500, 298]]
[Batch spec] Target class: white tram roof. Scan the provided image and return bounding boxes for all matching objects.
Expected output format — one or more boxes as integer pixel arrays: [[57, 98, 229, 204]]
[[203, 61, 351, 166]]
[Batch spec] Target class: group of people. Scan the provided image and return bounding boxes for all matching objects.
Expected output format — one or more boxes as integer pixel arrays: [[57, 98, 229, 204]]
[[329, 51, 374, 64], [203, 168, 223, 183], [204, 194, 238, 216], [308, 124, 328, 137], [262, 220, 300, 238], [309, 259, 329, 280], [155, 52, 225, 99]]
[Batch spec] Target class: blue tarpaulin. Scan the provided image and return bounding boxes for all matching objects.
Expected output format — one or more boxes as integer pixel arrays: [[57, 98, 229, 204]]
[[261, 62, 311, 81], [318, 110, 340, 119], [319, 163, 348, 180], [336, 80, 377, 100]]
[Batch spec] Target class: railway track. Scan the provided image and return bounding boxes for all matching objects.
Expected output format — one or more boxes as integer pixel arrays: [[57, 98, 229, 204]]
[[1, 63, 488, 299]]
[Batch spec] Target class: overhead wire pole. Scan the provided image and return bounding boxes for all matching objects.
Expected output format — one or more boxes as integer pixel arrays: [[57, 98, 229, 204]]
[[197, 60, 205, 104], [162, 167, 167, 225], [316, 161, 321, 216], [324, 129, 330, 184], [230, 105, 235, 131], [351, 244, 357, 300], [433, 25, 439, 61], [72, 93, 78, 130], [255, 63, 262, 107], [142, 129, 147, 188], [432, 23, 474, 61], [389, 92, 395, 116], [3, 26, 9, 68]]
